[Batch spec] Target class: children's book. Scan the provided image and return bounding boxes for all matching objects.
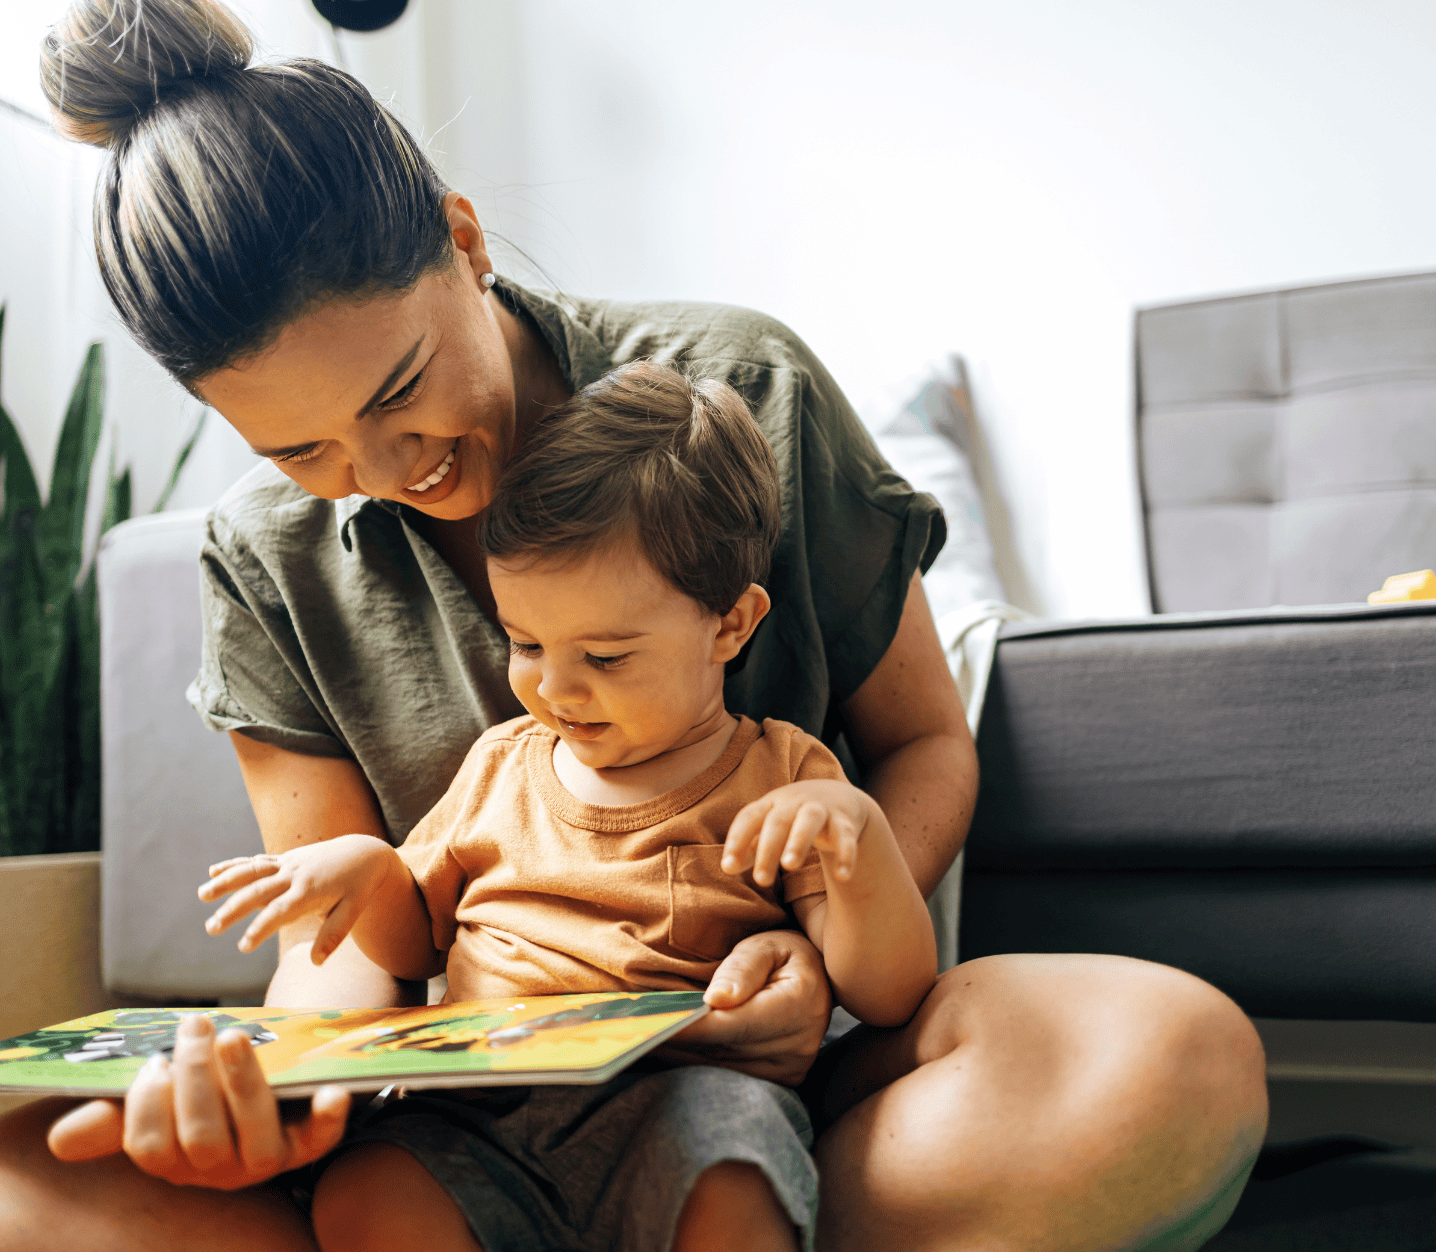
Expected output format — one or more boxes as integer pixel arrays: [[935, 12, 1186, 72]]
[[0, 990, 709, 1098]]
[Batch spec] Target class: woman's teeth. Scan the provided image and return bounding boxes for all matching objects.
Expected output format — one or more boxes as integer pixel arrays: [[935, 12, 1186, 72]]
[[407, 449, 455, 492]]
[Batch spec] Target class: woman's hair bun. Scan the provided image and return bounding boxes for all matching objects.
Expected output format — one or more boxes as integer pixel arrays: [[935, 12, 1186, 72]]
[[40, 0, 253, 148]]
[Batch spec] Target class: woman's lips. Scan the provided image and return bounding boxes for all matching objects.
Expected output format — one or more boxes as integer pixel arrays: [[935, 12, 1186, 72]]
[[401, 441, 460, 503], [558, 718, 610, 741]]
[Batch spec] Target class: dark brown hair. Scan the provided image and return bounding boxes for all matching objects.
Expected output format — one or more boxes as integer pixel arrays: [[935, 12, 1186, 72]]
[[478, 361, 782, 616], [40, 0, 452, 384]]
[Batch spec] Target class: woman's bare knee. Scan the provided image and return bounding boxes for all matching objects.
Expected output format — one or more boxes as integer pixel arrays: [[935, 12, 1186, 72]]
[[0, 1099, 315, 1252], [672, 1160, 798, 1252], [312, 1143, 482, 1252]]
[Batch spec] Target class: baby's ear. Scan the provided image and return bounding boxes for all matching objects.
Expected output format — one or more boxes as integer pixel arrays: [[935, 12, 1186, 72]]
[[712, 584, 771, 663]]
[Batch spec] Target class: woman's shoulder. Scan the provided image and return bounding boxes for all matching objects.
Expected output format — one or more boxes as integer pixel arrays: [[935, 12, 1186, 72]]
[[569, 294, 830, 390], [203, 461, 355, 561]]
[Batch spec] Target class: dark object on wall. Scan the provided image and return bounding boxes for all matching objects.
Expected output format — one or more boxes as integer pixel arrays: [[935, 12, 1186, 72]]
[[311, 0, 409, 33], [0, 311, 204, 857], [1136, 270, 1436, 612]]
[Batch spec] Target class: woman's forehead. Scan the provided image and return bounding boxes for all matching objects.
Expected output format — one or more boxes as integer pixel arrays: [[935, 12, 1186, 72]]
[[197, 279, 442, 431]]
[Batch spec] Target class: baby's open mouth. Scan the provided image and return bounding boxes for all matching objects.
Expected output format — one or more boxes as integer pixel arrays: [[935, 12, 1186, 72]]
[[559, 718, 610, 739], [405, 444, 457, 492]]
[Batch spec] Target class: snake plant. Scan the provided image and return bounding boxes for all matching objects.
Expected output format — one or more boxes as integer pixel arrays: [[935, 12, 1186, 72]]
[[0, 308, 204, 856]]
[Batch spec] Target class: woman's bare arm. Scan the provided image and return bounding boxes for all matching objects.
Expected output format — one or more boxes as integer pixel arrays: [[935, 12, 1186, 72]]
[[841, 572, 978, 896], [227, 732, 427, 1007]]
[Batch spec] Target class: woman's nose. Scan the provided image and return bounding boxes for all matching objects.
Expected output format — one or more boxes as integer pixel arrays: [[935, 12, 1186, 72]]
[[348, 434, 417, 499]]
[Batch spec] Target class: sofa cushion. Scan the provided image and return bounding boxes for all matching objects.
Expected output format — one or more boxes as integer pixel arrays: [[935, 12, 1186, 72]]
[[960, 868, 1436, 1021], [964, 603, 1436, 871], [1138, 271, 1436, 611]]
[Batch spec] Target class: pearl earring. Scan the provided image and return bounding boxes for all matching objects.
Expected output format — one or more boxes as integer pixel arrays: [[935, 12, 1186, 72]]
[[480, 272, 496, 289]]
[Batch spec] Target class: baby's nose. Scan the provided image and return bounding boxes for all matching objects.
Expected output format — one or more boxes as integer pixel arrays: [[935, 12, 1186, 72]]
[[537, 667, 585, 703]]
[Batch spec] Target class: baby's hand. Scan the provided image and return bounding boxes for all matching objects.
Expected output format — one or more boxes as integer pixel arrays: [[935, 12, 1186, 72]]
[[197, 834, 396, 964], [722, 780, 874, 887]]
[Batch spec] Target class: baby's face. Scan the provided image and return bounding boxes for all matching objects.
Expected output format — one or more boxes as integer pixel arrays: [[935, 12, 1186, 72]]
[[489, 537, 730, 769]]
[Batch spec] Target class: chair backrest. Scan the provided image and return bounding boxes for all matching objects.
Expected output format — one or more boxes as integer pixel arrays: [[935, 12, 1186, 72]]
[[1137, 271, 1436, 612], [98, 510, 276, 999]]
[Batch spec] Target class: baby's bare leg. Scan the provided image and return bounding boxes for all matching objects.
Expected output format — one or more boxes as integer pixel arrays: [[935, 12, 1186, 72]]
[[311, 1143, 483, 1252], [671, 1160, 800, 1252]]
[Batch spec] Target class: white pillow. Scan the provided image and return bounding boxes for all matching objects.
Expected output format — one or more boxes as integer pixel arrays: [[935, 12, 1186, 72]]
[[866, 358, 1006, 617]]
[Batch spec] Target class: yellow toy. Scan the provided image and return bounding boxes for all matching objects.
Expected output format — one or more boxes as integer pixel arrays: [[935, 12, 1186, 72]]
[[1368, 570, 1436, 603]]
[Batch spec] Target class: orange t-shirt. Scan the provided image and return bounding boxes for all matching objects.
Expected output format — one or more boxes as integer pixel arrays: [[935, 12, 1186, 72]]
[[398, 714, 838, 1001]]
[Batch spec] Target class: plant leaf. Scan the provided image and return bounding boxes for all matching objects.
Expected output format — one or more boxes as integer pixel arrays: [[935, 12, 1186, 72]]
[[100, 449, 132, 537], [38, 342, 105, 601], [0, 395, 42, 526], [153, 406, 208, 513]]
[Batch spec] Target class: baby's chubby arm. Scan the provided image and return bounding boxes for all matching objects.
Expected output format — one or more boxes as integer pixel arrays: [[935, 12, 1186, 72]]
[[198, 835, 445, 982], [723, 781, 937, 1027]]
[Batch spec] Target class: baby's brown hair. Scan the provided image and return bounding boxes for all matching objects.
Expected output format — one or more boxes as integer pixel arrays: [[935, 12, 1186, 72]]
[[478, 360, 781, 616]]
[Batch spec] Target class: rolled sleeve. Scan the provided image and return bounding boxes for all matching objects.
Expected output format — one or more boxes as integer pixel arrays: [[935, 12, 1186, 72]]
[[186, 517, 347, 759]]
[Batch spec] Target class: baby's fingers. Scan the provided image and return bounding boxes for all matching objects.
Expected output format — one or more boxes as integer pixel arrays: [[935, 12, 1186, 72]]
[[778, 801, 828, 874], [203, 873, 290, 938], [309, 893, 366, 966], [199, 855, 280, 902], [722, 797, 776, 875], [750, 801, 808, 888], [814, 813, 861, 881], [236, 887, 321, 954]]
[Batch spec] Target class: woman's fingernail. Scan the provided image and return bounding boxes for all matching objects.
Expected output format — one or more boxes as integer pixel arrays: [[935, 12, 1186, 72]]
[[711, 981, 735, 999], [178, 1012, 213, 1038]]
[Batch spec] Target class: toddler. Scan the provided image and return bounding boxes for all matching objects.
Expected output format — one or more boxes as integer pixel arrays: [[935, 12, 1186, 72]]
[[201, 359, 937, 1252]]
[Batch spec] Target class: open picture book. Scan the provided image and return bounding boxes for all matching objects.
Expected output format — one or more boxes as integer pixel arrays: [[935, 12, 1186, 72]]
[[0, 990, 709, 1098]]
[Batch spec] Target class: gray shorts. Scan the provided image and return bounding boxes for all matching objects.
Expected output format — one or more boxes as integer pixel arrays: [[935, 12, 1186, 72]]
[[324, 1063, 818, 1252]]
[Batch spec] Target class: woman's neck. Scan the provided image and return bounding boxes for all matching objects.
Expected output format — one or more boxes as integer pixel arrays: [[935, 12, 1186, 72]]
[[492, 296, 573, 457]]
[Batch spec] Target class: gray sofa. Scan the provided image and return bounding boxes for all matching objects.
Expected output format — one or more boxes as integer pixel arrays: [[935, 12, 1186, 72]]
[[960, 601, 1436, 1021], [1139, 270, 1436, 611], [963, 270, 1436, 1023], [98, 510, 274, 1001]]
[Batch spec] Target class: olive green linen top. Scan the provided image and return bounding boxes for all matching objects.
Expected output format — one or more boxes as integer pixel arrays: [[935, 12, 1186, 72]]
[[187, 281, 944, 843]]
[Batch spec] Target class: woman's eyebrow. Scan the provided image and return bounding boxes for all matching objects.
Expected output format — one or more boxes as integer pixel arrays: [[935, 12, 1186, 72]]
[[354, 336, 425, 420]]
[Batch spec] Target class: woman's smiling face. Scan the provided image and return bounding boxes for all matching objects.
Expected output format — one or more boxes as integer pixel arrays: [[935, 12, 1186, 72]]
[[196, 202, 538, 521]]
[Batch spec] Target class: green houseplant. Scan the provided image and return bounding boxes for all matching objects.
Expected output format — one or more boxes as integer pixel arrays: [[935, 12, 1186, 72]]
[[0, 309, 204, 857]]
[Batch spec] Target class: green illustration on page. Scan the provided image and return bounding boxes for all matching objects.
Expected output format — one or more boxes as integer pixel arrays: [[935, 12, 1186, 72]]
[[0, 991, 709, 1098]]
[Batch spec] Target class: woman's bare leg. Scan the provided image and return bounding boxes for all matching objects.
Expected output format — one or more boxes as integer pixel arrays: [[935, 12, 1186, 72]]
[[311, 1143, 483, 1252], [812, 954, 1268, 1252], [0, 1099, 317, 1252], [672, 1161, 801, 1252]]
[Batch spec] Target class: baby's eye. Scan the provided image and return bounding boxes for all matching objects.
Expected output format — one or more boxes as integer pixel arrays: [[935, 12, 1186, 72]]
[[508, 640, 541, 657], [585, 653, 629, 671]]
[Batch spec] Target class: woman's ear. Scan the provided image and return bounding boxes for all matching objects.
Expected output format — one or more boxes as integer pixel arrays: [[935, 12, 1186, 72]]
[[712, 584, 772, 664], [443, 192, 493, 286]]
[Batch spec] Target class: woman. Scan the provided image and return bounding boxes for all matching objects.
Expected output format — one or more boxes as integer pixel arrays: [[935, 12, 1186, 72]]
[[0, 2, 1267, 1249]]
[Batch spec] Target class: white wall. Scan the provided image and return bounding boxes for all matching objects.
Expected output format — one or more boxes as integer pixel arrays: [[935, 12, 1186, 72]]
[[0, 0, 428, 518], [435, 0, 1436, 617], [6, 1, 1436, 616]]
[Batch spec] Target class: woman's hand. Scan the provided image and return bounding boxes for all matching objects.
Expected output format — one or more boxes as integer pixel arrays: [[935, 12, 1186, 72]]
[[46, 1013, 350, 1189], [200, 834, 398, 965], [660, 930, 832, 1086], [723, 779, 875, 886]]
